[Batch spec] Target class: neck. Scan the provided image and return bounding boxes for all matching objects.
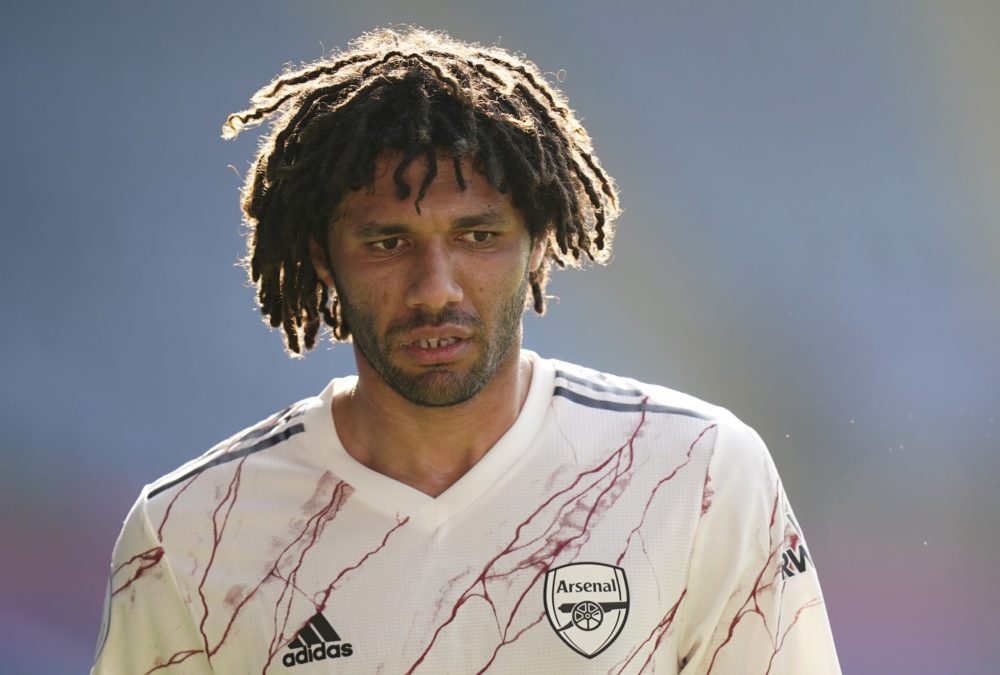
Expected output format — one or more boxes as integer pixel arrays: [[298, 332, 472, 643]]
[[332, 345, 533, 498]]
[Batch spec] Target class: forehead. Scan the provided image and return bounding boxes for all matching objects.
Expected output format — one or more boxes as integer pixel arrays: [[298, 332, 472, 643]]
[[335, 152, 523, 229]]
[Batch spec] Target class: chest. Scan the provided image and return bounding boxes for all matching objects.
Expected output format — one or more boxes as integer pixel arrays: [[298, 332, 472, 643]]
[[162, 418, 717, 673]]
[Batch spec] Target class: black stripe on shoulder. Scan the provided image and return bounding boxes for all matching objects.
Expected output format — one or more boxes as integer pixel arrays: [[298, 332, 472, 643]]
[[554, 387, 711, 420], [148, 423, 306, 499], [227, 408, 297, 446], [554, 369, 645, 397]]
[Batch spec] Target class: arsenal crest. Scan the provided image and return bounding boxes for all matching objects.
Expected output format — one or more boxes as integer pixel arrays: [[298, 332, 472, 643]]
[[543, 562, 630, 658]]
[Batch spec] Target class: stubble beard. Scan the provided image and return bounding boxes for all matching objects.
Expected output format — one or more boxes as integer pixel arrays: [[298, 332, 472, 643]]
[[336, 273, 529, 408]]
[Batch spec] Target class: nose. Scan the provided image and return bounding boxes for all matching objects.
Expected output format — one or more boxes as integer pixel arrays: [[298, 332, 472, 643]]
[[404, 240, 464, 312]]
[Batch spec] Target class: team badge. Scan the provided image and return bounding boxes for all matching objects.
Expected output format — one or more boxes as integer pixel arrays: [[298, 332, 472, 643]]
[[543, 562, 629, 658]]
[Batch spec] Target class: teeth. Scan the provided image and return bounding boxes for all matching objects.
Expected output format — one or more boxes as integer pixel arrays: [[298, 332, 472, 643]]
[[414, 337, 458, 349]]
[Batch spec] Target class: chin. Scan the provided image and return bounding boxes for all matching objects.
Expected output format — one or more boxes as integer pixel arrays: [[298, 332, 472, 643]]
[[394, 369, 485, 408]]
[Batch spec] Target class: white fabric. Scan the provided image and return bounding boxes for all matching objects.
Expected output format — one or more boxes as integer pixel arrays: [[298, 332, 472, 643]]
[[93, 351, 841, 674]]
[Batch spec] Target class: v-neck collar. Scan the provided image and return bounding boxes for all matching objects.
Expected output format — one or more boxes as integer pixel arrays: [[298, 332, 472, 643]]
[[302, 350, 555, 530]]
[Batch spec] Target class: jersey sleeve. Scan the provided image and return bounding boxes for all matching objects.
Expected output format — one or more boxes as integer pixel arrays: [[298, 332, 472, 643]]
[[677, 420, 841, 674], [91, 491, 213, 675]]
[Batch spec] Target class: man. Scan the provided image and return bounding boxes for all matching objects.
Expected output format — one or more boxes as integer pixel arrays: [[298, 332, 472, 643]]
[[93, 28, 841, 674]]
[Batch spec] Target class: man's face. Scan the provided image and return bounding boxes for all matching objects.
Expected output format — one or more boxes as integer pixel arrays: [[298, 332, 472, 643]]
[[312, 153, 545, 407]]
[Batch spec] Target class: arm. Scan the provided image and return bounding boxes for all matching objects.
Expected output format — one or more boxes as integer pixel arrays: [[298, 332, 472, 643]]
[[677, 421, 841, 674], [91, 492, 212, 675]]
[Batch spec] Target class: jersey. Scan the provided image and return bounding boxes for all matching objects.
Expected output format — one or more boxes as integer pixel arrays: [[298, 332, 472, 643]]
[[92, 351, 840, 674]]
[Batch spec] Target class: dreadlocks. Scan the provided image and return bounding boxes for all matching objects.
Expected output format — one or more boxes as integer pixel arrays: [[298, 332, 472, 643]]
[[223, 27, 621, 355]]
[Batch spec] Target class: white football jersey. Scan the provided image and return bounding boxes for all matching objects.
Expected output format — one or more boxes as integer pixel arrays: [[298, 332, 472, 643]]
[[92, 351, 840, 674]]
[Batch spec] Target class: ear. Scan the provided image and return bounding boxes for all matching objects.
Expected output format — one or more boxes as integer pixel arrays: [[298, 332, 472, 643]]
[[528, 233, 547, 273], [308, 238, 335, 287]]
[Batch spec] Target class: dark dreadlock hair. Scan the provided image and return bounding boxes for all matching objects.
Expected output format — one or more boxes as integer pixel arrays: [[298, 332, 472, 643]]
[[223, 27, 621, 355]]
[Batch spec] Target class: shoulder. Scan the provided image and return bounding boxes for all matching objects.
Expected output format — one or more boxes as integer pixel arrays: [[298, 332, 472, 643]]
[[543, 358, 789, 525], [141, 394, 322, 505], [547, 357, 732, 423], [544, 356, 772, 463]]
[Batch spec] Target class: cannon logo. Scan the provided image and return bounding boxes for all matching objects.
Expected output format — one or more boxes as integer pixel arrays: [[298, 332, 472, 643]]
[[281, 612, 353, 668], [544, 562, 629, 658]]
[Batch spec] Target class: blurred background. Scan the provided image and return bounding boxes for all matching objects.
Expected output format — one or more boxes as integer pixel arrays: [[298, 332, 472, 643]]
[[1, 1, 998, 672]]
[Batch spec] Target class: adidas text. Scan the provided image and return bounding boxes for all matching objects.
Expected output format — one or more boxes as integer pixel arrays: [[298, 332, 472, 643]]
[[282, 642, 354, 667]]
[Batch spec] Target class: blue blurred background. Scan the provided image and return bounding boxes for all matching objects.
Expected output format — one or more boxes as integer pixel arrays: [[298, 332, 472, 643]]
[[1, 1, 998, 673]]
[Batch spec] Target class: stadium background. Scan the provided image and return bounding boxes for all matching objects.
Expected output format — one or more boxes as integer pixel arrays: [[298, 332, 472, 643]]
[[1, 1, 998, 673]]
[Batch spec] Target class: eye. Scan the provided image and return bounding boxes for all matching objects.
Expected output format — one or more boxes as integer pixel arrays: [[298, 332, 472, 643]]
[[461, 231, 496, 247], [371, 237, 403, 252]]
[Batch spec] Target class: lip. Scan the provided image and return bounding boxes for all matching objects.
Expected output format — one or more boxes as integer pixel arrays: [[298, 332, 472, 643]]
[[397, 324, 473, 345], [398, 334, 472, 366]]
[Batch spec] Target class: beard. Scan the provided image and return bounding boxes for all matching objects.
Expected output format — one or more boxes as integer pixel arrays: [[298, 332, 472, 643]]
[[335, 272, 528, 408]]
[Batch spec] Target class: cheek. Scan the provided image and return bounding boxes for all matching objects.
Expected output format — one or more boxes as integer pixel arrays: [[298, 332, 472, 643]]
[[337, 262, 394, 305], [472, 257, 530, 304], [348, 281, 392, 317]]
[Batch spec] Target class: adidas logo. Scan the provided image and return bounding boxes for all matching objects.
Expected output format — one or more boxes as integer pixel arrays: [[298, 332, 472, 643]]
[[282, 612, 354, 667]]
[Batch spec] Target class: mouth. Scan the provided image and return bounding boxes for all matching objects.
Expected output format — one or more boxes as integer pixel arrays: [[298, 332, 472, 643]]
[[398, 334, 470, 365], [403, 337, 460, 349]]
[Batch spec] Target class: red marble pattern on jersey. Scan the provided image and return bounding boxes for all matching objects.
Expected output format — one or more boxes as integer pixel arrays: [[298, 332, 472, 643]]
[[157, 470, 200, 540], [615, 424, 718, 568], [763, 597, 824, 674], [610, 589, 687, 674], [195, 456, 249, 651], [113, 473, 210, 672], [405, 407, 654, 674], [110, 546, 164, 598], [700, 468, 715, 515], [607, 423, 717, 674], [117, 451, 410, 673], [703, 480, 825, 674], [111, 468, 203, 601], [312, 515, 410, 613], [406, 410, 720, 674], [261, 474, 353, 666], [258, 487, 408, 673], [703, 483, 782, 673], [108, 479, 207, 671], [141, 649, 204, 674]]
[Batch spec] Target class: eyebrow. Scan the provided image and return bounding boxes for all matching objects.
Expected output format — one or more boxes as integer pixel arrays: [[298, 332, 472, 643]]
[[351, 210, 509, 239], [453, 210, 507, 229], [352, 221, 410, 239]]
